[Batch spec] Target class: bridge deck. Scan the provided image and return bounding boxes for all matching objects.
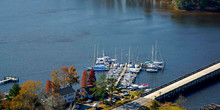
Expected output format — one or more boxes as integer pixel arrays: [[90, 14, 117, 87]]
[[144, 62, 220, 100]]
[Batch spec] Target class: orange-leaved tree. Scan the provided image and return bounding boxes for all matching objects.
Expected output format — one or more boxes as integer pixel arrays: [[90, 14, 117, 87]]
[[59, 66, 79, 87], [87, 68, 96, 86], [45, 79, 52, 94], [51, 69, 61, 91], [5, 80, 43, 110], [81, 70, 88, 88]]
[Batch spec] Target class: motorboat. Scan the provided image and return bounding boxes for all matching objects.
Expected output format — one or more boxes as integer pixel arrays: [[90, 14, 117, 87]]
[[138, 84, 149, 89]]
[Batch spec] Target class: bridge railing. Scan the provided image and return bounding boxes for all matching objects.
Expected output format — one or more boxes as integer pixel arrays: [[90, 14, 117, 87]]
[[145, 60, 220, 96]]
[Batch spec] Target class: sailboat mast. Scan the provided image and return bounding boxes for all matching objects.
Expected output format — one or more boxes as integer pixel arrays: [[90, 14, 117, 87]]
[[121, 50, 123, 63], [94, 44, 96, 65], [128, 48, 130, 63], [97, 44, 99, 58], [136, 46, 139, 64], [155, 41, 157, 61], [151, 45, 154, 61], [115, 48, 117, 60], [103, 49, 105, 57]]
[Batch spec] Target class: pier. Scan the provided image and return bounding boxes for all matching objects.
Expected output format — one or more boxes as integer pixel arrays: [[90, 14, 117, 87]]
[[113, 60, 220, 110], [115, 63, 127, 86], [0, 76, 19, 85]]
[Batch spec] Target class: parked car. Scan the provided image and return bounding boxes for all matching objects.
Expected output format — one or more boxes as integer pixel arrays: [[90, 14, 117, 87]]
[[107, 99, 116, 103], [118, 85, 126, 89], [75, 104, 80, 109], [123, 91, 129, 96], [113, 96, 121, 100], [86, 99, 92, 103], [93, 103, 98, 108]]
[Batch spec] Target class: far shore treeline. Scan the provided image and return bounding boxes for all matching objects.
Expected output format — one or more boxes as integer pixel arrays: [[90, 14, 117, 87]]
[[166, 0, 220, 12]]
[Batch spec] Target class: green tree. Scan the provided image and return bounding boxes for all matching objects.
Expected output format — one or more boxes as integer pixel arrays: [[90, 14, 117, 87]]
[[150, 100, 159, 110], [6, 84, 21, 101], [0, 92, 4, 109], [134, 90, 145, 97], [90, 74, 108, 103], [106, 78, 118, 103]]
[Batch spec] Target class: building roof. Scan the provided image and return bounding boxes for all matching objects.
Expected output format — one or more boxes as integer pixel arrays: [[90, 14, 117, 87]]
[[55, 86, 75, 96], [81, 85, 94, 95]]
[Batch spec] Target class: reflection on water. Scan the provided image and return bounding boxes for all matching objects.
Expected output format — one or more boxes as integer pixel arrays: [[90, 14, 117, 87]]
[[93, 0, 220, 27]]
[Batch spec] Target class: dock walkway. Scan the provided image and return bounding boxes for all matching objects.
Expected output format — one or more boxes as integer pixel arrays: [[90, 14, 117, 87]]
[[115, 63, 127, 86]]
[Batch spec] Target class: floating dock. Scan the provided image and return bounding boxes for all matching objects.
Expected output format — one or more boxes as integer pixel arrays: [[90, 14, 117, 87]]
[[0, 76, 19, 85]]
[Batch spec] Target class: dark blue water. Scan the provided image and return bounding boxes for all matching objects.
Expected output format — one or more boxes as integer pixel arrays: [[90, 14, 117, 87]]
[[0, 0, 220, 109]]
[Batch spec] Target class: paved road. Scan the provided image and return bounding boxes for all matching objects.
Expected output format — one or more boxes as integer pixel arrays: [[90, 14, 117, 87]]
[[113, 62, 220, 110]]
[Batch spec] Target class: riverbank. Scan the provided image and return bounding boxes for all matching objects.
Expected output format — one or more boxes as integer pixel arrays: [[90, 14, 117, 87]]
[[139, 100, 186, 110]]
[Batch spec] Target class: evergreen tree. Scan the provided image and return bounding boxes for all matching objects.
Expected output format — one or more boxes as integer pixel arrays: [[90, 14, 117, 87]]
[[106, 78, 118, 103], [90, 74, 107, 103], [6, 84, 21, 101]]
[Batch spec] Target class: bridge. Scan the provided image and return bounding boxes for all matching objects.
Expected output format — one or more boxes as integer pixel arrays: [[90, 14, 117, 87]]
[[113, 60, 220, 110]]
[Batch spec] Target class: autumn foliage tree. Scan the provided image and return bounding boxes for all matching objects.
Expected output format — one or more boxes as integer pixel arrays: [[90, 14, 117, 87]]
[[45, 79, 52, 94], [2, 80, 43, 110], [51, 69, 61, 91], [66, 66, 80, 86], [81, 70, 88, 88], [87, 68, 96, 86], [59, 66, 80, 87]]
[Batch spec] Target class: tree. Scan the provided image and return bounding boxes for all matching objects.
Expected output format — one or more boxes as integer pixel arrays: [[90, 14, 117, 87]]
[[44, 92, 65, 110], [81, 70, 88, 88], [59, 66, 79, 87], [106, 78, 118, 102], [150, 100, 159, 110], [5, 84, 21, 101], [3, 80, 43, 110], [45, 79, 52, 94], [51, 69, 61, 91], [90, 74, 108, 103], [67, 66, 80, 86], [52, 82, 61, 91], [0, 92, 4, 109], [11, 80, 42, 109], [87, 68, 96, 86], [175, 95, 186, 106]]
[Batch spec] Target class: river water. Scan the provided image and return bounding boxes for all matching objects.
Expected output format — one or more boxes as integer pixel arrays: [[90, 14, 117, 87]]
[[0, 0, 220, 109]]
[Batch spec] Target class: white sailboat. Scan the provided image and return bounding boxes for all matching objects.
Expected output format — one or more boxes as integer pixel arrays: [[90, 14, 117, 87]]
[[146, 45, 158, 73], [127, 48, 133, 68], [153, 41, 165, 70], [146, 41, 165, 72]]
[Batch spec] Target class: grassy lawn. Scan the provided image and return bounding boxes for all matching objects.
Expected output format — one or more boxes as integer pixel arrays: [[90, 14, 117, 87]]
[[158, 105, 186, 110], [121, 89, 136, 96]]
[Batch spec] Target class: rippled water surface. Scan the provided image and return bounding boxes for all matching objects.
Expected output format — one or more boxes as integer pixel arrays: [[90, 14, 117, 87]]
[[0, 0, 220, 109]]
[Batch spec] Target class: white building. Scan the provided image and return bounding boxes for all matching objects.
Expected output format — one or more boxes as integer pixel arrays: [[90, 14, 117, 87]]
[[55, 86, 76, 103]]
